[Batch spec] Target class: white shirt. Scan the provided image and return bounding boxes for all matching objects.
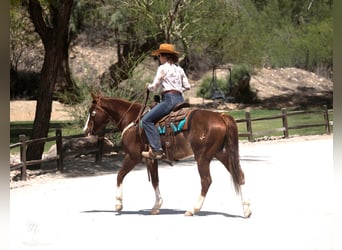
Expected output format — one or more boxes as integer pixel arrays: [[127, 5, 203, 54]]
[[148, 62, 191, 93]]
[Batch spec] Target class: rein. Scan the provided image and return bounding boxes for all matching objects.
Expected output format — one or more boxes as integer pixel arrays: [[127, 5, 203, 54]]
[[95, 90, 148, 132], [134, 89, 150, 125], [120, 89, 150, 139]]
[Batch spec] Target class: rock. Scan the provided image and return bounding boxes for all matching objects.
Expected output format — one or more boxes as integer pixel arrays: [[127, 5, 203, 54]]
[[46, 136, 115, 159]]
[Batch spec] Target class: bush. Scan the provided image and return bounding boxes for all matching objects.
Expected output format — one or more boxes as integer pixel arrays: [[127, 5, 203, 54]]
[[228, 64, 250, 90], [196, 64, 256, 103], [196, 76, 227, 100]]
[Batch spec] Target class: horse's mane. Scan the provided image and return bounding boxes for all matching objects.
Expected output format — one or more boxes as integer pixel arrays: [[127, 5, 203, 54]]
[[95, 94, 142, 108]]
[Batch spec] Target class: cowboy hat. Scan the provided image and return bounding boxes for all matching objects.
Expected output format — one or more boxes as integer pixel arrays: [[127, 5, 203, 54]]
[[151, 43, 180, 56]]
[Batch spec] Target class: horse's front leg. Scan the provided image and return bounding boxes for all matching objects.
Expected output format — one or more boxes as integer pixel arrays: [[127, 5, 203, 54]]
[[115, 155, 139, 213], [146, 159, 163, 215]]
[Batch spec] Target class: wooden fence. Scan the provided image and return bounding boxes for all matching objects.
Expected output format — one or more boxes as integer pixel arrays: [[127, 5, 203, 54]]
[[235, 105, 333, 142], [10, 128, 117, 181], [10, 105, 333, 181]]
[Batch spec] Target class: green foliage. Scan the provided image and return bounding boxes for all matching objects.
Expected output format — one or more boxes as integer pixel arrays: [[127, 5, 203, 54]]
[[257, 0, 332, 75], [196, 63, 256, 102], [11, 0, 333, 103], [196, 76, 227, 100], [67, 66, 149, 127], [229, 64, 251, 88]]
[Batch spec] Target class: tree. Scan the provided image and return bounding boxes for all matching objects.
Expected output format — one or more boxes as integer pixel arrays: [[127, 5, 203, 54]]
[[10, 1, 79, 102], [24, 0, 74, 167], [10, 4, 42, 99]]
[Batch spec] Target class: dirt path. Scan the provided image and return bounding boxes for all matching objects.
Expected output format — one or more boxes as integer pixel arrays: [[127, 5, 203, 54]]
[[10, 134, 334, 250], [10, 101, 74, 122]]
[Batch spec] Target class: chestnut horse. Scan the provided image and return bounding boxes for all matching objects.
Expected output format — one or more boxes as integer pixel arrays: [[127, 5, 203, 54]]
[[84, 93, 251, 217]]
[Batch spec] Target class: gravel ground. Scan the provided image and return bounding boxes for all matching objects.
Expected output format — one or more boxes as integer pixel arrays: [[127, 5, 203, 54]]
[[10, 134, 335, 250]]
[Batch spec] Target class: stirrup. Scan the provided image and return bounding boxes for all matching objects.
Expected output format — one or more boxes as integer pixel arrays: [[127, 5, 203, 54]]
[[141, 149, 164, 159]]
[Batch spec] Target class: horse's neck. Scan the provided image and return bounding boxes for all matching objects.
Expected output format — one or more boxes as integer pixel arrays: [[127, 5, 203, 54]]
[[102, 98, 141, 130]]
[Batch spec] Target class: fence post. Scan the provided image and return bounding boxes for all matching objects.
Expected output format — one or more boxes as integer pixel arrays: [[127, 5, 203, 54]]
[[281, 108, 289, 138], [95, 136, 104, 164], [19, 134, 27, 181], [55, 128, 64, 172], [245, 111, 253, 142], [322, 105, 331, 134]]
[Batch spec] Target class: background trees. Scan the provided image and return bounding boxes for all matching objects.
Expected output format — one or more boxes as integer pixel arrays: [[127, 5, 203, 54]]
[[15, 0, 74, 165], [10, 0, 333, 166], [68, 0, 332, 79]]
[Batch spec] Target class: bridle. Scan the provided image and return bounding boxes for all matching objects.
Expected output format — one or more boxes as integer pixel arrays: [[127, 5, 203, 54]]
[[86, 102, 116, 135], [86, 91, 148, 135]]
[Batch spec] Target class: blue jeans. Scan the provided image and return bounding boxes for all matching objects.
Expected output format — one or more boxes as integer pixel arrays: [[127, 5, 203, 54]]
[[142, 92, 184, 151]]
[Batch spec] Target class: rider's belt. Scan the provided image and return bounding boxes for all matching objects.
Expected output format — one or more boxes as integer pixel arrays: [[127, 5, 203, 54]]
[[162, 90, 181, 95]]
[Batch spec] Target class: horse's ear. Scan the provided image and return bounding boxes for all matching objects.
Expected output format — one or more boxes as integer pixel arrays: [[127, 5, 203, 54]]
[[91, 92, 97, 100]]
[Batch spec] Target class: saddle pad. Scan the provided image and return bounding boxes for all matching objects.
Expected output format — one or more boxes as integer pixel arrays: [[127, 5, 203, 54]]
[[157, 107, 196, 135], [158, 117, 186, 135]]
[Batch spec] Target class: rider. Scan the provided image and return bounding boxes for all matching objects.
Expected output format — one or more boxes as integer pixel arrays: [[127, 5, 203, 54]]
[[141, 43, 191, 159]]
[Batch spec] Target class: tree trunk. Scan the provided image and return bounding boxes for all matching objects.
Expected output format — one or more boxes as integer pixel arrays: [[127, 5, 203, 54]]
[[26, 0, 74, 168], [100, 39, 159, 88], [55, 46, 80, 104]]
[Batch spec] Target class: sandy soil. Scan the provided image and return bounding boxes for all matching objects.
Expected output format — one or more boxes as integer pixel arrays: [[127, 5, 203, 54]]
[[10, 101, 74, 122]]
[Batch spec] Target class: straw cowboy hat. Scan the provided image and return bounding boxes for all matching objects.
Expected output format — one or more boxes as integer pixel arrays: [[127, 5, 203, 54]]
[[151, 43, 180, 56]]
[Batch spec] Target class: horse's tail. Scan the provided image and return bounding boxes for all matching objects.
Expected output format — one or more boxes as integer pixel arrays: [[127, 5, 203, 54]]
[[221, 114, 243, 195]]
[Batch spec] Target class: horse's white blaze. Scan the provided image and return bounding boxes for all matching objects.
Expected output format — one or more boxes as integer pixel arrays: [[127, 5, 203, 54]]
[[83, 113, 90, 132]]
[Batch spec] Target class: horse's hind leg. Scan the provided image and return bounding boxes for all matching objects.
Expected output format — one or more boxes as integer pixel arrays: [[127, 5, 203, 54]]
[[115, 155, 139, 212], [185, 157, 212, 216], [216, 154, 252, 218], [146, 159, 163, 215]]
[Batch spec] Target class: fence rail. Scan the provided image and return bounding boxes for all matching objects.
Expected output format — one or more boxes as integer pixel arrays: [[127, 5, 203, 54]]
[[236, 105, 332, 141], [10, 128, 117, 181], [10, 105, 333, 181]]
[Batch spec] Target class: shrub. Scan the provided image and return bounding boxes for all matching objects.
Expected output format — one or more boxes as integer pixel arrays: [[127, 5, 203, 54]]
[[196, 63, 256, 103]]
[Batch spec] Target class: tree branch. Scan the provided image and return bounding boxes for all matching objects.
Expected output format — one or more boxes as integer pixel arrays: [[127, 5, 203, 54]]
[[166, 0, 183, 42], [27, 0, 49, 43]]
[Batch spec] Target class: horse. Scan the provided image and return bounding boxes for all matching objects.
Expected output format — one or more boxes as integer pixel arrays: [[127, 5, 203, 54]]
[[83, 92, 251, 217]]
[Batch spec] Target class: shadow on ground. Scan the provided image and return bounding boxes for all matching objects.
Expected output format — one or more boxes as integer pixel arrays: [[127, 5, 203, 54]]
[[81, 208, 244, 218]]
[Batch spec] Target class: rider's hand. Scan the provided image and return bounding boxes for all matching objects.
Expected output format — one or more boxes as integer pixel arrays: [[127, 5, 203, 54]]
[[145, 83, 150, 89]]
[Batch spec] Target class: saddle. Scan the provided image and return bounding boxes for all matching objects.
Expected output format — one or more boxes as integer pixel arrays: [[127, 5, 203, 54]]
[[155, 102, 198, 161], [156, 102, 195, 135], [139, 102, 197, 161]]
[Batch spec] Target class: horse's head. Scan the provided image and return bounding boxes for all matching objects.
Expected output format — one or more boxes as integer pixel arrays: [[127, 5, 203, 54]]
[[83, 93, 111, 136]]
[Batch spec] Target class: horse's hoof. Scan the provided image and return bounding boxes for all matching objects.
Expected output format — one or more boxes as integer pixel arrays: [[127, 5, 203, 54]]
[[184, 211, 194, 216], [244, 209, 252, 218], [243, 201, 252, 218], [151, 209, 160, 215], [116, 204, 123, 212]]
